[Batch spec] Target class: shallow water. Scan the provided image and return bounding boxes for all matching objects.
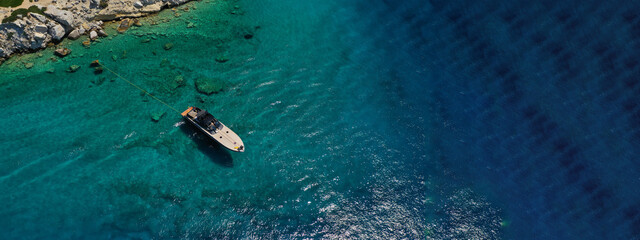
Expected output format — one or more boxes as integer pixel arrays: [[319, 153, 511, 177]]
[[2, 0, 640, 239]]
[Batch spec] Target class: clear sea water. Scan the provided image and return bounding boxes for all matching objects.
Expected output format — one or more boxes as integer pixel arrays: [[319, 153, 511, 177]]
[[1, 0, 639, 239]]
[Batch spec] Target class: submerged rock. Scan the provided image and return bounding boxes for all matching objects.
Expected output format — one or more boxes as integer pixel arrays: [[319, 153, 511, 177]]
[[54, 48, 72, 57], [67, 65, 80, 72], [91, 76, 106, 85], [117, 19, 132, 33], [167, 75, 186, 91], [24, 62, 34, 69], [160, 58, 169, 67], [163, 43, 174, 50], [46, 68, 55, 73], [195, 77, 226, 95], [174, 75, 185, 85], [150, 110, 166, 122], [215, 55, 229, 63]]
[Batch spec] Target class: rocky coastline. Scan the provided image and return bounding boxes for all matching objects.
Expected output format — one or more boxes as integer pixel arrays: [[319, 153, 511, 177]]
[[0, 0, 193, 62]]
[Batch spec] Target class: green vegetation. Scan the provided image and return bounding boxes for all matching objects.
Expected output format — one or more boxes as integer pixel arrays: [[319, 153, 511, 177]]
[[2, 6, 47, 23], [0, 0, 24, 8]]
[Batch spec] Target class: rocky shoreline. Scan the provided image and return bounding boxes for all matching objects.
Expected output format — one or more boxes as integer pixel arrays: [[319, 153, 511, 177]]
[[0, 0, 194, 62]]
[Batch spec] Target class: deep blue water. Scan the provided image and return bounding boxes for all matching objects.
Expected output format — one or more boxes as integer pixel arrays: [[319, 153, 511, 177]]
[[387, 0, 640, 238], [1, 0, 640, 239]]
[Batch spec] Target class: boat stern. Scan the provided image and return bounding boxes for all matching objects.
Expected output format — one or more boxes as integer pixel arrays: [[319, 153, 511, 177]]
[[181, 107, 194, 117]]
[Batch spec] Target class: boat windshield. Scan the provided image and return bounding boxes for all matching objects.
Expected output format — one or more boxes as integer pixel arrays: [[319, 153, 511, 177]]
[[214, 120, 223, 130]]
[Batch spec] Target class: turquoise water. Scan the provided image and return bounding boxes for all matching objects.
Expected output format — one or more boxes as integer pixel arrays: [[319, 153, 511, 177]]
[[0, 0, 429, 238], [4, 0, 640, 239]]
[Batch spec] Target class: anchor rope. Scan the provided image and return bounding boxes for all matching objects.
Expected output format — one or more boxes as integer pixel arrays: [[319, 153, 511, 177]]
[[98, 61, 182, 114]]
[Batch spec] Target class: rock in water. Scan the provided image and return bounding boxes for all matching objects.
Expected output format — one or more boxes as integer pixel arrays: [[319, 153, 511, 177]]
[[215, 55, 229, 63], [163, 43, 174, 50], [67, 65, 80, 72], [117, 19, 132, 33], [54, 48, 72, 57], [91, 76, 106, 86], [46, 68, 55, 73], [25, 62, 34, 69], [195, 77, 226, 95], [165, 75, 186, 92], [150, 111, 165, 122], [174, 75, 185, 86]]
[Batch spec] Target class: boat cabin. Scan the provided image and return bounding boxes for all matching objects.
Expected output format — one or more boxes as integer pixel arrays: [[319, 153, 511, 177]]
[[189, 110, 222, 132]]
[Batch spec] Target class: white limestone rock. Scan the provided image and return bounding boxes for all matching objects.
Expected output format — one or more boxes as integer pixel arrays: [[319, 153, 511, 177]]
[[1, 0, 196, 60], [44, 5, 76, 29], [50, 24, 66, 41], [89, 30, 98, 39], [31, 32, 50, 49], [13, 19, 26, 28], [34, 24, 48, 33], [34, 32, 47, 40], [29, 13, 47, 23], [68, 29, 82, 39]]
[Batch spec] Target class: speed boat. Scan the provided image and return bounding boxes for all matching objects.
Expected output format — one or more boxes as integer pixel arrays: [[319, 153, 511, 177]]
[[181, 107, 245, 152]]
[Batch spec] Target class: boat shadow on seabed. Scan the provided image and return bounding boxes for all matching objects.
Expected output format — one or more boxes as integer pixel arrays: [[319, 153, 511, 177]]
[[179, 123, 234, 167]]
